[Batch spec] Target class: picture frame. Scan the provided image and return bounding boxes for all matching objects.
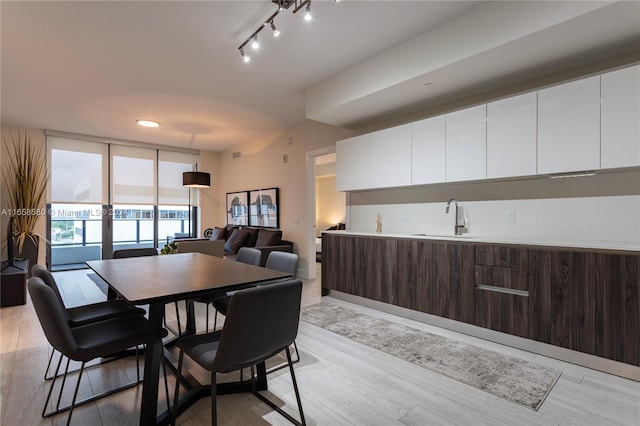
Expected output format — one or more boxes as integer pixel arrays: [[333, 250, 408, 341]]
[[226, 191, 249, 226], [248, 187, 279, 228]]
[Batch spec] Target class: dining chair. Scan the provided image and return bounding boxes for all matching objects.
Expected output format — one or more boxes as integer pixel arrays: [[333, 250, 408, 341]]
[[264, 251, 302, 369], [28, 276, 171, 426], [113, 247, 184, 336], [205, 247, 262, 332], [31, 265, 146, 380], [172, 279, 306, 426]]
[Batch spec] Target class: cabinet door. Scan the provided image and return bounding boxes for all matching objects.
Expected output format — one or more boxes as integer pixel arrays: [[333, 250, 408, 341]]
[[397, 239, 433, 313], [336, 134, 370, 191], [411, 116, 446, 184], [321, 234, 355, 294], [370, 124, 412, 189], [601, 65, 640, 169], [445, 105, 487, 182], [354, 237, 397, 304], [486, 92, 537, 178], [528, 249, 573, 349], [430, 242, 475, 324], [537, 76, 601, 174]]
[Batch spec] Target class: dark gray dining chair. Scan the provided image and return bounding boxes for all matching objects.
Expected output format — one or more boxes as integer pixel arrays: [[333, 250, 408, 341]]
[[31, 265, 146, 379], [172, 279, 306, 426], [264, 251, 301, 369], [28, 277, 171, 426], [205, 247, 263, 332]]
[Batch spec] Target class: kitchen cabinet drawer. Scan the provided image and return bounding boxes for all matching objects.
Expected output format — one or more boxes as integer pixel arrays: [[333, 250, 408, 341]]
[[475, 265, 528, 291], [476, 245, 527, 269], [475, 288, 529, 338]]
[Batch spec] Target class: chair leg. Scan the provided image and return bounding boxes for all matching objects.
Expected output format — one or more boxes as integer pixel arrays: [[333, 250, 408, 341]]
[[174, 301, 182, 336], [171, 351, 185, 425], [42, 352, 64, 418], [253, 348, 306, 426], [66, 361, 86, 426], [211, 372, 218, 426], [44, 347, 56, 380], [286, 347, 306, 426], [205, 304, 210, 333], [56, 358, 72, 411], [212, 307, 218, 331]]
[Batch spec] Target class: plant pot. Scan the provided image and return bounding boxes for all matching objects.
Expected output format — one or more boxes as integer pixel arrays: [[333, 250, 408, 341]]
[[14, 235, 39, 276]]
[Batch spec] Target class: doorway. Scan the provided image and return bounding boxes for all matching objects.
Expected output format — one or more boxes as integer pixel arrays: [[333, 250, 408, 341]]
[[305, 147, 345, 280]]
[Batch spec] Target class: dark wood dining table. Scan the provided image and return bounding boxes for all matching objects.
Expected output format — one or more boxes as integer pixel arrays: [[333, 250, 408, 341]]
[[86, 252, 292, 426]]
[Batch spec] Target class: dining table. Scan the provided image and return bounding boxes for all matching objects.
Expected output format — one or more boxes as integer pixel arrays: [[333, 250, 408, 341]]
[[86, 252, 292, 426]]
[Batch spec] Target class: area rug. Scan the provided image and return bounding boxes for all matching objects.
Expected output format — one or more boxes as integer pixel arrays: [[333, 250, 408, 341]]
[[301, 302, 561, 411]]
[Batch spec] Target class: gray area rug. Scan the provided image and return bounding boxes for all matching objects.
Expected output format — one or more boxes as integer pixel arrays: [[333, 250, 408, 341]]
[[301, 302, 561, 411]]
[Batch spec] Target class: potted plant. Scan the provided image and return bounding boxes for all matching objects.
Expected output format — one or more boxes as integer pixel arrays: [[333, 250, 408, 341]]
[[2, 129, 47, 273]]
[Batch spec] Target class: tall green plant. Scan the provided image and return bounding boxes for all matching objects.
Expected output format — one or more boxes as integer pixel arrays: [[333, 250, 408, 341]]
[[2, 130, 47, 253]]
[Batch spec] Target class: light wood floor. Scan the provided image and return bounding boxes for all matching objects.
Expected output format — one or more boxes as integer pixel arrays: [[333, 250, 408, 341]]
[[1, 265, 639, 426]]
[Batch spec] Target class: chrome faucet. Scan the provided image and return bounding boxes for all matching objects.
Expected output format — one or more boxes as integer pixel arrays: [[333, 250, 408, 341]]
[[445, 198, 465, 236]]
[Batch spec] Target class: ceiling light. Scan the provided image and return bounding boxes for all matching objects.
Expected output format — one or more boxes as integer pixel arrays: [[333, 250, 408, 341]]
[[239, 47, 250, 62], [251, 35, 260, 49], [304, 3, 312, 20], [270, 21, 280, 37], [136, 120, 160, 128]]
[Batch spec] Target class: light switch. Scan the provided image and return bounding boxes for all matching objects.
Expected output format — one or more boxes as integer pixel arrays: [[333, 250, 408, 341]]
[[506, 210, 516, 223]]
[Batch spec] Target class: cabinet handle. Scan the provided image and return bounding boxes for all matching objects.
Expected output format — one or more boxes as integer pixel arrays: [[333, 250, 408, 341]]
[[476, 285, 528, 297]]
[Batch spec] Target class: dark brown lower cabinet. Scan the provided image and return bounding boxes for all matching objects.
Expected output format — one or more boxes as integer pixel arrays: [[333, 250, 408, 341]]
[[323, 233, 639, 366], [529, 249, 639, 366], [322, 234, 397, 305], [397, 239, 474, 324]]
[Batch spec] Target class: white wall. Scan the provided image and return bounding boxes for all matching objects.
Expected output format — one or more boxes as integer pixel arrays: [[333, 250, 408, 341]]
[[349, 169, 640, 248], [214, 120, 353, 278]]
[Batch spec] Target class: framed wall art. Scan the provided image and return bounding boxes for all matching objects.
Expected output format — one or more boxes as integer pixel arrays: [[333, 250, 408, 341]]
[[249, 187, 279, 228], [226, 191, 249, 226]]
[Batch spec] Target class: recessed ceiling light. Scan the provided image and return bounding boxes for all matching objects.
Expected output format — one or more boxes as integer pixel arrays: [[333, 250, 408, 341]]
[[137, 120, 160, 128]]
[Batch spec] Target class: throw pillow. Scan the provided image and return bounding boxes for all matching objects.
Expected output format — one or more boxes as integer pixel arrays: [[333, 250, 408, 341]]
[[209, 226, 227, 241], [255, 229, 282, 247], [224, 228, 249, 254], [243, 227, 260, 247]]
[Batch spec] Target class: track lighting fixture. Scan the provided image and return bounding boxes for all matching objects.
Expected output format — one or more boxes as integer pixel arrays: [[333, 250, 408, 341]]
[[238, 0, 324, 62]]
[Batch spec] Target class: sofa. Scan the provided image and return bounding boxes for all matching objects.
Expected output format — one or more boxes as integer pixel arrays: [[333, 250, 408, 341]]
[[174, 239, 224, 258], [173, 225, 293, 267]]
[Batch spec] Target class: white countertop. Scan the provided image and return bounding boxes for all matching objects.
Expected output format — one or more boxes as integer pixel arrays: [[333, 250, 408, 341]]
[[322, 231, 640, 253]]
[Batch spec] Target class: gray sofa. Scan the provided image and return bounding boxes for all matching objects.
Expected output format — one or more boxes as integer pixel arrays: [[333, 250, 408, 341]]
[[173, 226, 293, 267]]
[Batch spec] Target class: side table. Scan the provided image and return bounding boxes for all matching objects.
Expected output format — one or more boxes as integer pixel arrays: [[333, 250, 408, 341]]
[[1, 259, 29, 307]]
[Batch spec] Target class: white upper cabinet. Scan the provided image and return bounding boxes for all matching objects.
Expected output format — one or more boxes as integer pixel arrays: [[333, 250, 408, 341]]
[[369, 124, 412, 189], [537, 76, 601, 174], [486, 92, 537, 178], [601, 64, 640, 169], [446, 104, 487, 182], [336, 134, 371, 191], [412, 115, 446, 184]]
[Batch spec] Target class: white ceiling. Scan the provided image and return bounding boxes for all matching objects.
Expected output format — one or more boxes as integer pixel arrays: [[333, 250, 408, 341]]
[[2, 1, 639, 152]]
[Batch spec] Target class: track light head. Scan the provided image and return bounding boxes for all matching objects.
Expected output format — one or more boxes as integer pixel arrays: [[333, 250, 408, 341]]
[[239, 47, 250, 62], [304, 2, 312, 21], [270, 21, 280, 37], [251, 35, 260, 49]]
